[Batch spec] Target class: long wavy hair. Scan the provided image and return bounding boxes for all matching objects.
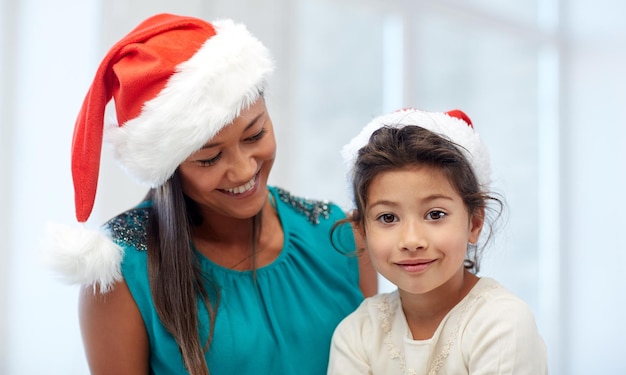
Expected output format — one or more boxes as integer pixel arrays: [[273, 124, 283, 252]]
[[145, 170, 262, 374]]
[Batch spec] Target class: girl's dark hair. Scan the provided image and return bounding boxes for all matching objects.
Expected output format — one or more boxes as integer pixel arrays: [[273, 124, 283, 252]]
[[347, 125, 502, 273], [145, 171, 220, 375]]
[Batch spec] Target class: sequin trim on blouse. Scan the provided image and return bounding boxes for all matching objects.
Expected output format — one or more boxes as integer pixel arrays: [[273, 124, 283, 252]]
[[276, 187, 331, 225], [105, 208, 150, 251]]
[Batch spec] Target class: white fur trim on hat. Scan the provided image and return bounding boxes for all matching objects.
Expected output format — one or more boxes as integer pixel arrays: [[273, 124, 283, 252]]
[[106, 19, 275, 187], [341, 109, 491, 190]]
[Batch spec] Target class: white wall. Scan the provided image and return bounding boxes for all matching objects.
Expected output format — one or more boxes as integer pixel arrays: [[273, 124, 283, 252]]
[[0, 1, 95, 374], [2, 1, 101, 374], [0, 0, 14, 369], [563, 0, 626, 372], [1, 0, 624, 374]]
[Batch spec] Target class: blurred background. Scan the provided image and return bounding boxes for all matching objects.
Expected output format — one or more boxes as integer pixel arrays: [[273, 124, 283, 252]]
[[1, 0, 624, 373]]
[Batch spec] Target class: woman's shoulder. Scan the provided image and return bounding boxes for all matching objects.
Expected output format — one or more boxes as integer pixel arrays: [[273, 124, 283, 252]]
[[104, 202, 152, 252], [269, 186, 346, 225], [103, 204, 154, 299]]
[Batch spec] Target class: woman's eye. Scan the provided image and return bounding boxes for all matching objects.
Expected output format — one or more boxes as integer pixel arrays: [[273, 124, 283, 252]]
[[247, 128, 266, 142], [197, 153, 222, 167], [377, 213, 397, 224], [426, 210, 446, 220]]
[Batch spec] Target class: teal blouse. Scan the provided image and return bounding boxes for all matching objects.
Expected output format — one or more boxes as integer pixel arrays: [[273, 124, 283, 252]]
[[106, 186, 363, 374]]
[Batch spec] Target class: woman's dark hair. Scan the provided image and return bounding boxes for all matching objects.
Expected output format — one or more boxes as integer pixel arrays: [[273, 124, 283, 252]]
[[143, 93, 267, 374], [346, 125, 502, 273], [146, 171, 263, 374], [145, 171, 215, 375]]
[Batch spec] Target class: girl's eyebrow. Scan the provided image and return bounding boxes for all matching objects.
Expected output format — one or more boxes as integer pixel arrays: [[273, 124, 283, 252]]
[[368, 194, 454, 210], [368, 199, 399, 210], [198, 112, 265, 150], [423, 193, 454, 202]]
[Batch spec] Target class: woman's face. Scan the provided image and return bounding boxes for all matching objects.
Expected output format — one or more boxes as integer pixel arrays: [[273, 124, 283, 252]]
[[362, 165, 483, 295], [178, 97, 276, 220]]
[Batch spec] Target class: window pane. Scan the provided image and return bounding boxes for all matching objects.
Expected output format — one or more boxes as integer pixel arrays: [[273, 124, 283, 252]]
[[412, 12, 542, 310], [291, 0, 385, 206], [465, 0, 538, 26]]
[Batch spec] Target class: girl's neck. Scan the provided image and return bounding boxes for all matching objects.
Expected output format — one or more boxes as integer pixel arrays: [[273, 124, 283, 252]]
[[399, 270, 479, 340]]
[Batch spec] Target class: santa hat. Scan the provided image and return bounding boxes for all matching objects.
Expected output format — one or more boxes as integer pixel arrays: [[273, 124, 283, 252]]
[[342, 108, 491, 191], [42, 13, 274, 291]]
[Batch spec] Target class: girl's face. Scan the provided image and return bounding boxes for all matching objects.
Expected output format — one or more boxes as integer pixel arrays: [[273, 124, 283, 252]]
[[363, 165, 483, 295], [178, 98, 276, 220]]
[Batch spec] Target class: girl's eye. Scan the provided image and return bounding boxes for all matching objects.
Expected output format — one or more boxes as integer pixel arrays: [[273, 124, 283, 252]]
[[197, 153, 222, 167], [426, 210, 446, 221], [247, 128, 267, 142], [377, 213, 397, 224]]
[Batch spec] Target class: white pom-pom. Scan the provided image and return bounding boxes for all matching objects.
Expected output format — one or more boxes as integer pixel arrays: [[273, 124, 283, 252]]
[[40, 222, 124, 293]]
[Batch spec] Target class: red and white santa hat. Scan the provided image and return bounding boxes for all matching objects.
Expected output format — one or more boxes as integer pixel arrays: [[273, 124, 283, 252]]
[[74, 13, 274, 223], [341, 108, 491, 190], [43, 13, 274, 291]]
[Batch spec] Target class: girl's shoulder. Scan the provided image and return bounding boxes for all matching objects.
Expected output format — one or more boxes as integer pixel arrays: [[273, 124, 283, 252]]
[[335, 290, 401, 334], [463, 277, 541, 335], [469, 277, 532, 310], [458, 278, 548, 372]]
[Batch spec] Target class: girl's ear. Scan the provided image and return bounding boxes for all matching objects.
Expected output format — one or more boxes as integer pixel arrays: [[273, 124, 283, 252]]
[[349, 210, 367, 252], [352, 223, 366, 256], [468, 207, 485, 244], [354, 220, 366, 237]]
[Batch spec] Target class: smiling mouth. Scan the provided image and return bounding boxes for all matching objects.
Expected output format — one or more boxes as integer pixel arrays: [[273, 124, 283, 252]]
[[396, 260, 436, 272], [223, 174, 257, 194]]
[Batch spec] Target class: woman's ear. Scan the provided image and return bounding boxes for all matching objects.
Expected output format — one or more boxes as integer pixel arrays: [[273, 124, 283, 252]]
[[468, 207, 485, 244]]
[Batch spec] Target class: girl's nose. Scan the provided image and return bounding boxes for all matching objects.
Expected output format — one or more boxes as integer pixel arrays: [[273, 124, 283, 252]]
[[398, 222, 427, 252]]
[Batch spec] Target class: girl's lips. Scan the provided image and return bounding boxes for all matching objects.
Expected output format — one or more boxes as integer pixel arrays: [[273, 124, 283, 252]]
[[395, 259, 436, 273]]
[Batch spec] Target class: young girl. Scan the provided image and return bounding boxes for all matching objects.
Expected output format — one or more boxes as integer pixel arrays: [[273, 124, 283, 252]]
[[328, 108, 548, 374]]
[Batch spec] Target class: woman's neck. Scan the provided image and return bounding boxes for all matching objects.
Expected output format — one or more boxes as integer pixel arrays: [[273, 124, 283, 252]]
[[191, 198, 284, 270]]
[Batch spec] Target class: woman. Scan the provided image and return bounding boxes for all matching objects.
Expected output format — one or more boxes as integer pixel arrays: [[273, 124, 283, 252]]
[[45, 13, 376, 375]]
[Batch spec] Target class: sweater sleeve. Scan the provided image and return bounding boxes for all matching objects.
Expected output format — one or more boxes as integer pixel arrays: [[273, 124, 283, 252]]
[[327, 303, 373, 375]]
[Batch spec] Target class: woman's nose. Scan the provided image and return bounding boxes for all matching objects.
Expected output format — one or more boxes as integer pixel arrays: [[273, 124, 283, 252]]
[[226, 147, 256, 182]]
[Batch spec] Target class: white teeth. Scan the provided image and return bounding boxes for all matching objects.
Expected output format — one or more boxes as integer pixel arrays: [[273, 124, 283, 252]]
[[225, 175, 256, 194]]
